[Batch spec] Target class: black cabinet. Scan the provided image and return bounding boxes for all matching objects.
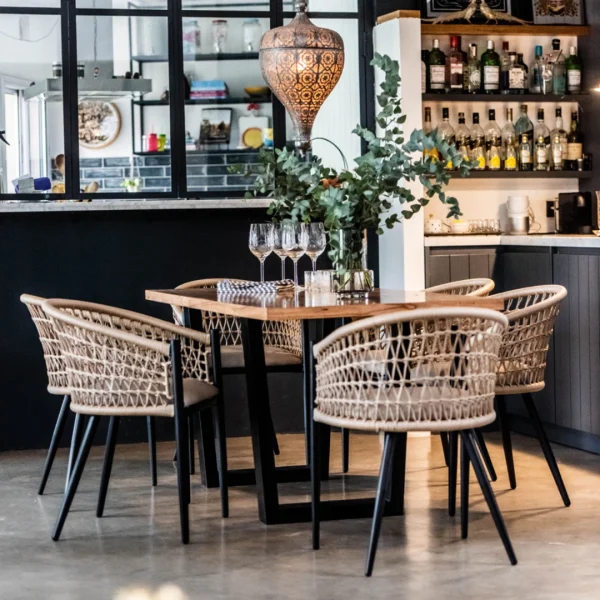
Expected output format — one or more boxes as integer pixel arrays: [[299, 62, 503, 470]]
[[425, 247, 499, 288]]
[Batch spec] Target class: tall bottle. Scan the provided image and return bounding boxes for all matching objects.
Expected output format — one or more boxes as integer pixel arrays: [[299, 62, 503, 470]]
[[481, 40, 501, 94], [500, 41, 511, 94], [517, 54, 529, 92], [455, 112, 471, 160], [423, 106, 439, 161], [567, 110, 583, 170], [502, 108, 518, 171], [421, 49, 429, 94], [519, 134, 533, 171], [566, 46, 582, 94], [550, 39, 566, 96], [550, 107, 568, 165], [439, 107, 456, 170], [428, 39, 446, 93], [534, 108, 550, 147], [535, 134, 549, 171], [465, 43, 481, 94], [470, 112, 486, 170], [531, 45, 544, 93], [485, 109, 502, 170], [446, 35, 465, 93], [515, 104, 534, 142], [507, 52, 527, 94]]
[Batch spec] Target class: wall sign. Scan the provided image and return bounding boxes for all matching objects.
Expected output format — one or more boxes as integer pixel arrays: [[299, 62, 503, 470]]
[[78, 101, 121, 150], [423, 0, 511, 18], [533, 0, 585, 24]]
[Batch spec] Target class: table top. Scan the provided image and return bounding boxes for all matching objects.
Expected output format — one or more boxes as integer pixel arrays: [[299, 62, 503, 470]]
[[146, 288, 505, 321]]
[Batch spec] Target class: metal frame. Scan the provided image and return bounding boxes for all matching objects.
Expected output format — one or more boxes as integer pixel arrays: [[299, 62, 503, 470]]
[[0, 0, 373, 201]]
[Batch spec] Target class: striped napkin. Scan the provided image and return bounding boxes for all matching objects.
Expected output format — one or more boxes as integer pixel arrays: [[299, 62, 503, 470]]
[[217, 279, 296, 295]]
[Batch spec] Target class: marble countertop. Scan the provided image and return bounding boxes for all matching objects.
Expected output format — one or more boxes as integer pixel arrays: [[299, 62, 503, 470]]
[[425, 234, 600, 248], [0, 198, 271, 213]]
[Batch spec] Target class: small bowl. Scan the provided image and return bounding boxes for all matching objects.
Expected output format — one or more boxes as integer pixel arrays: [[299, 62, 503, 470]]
[[245, 86, 271, 98]]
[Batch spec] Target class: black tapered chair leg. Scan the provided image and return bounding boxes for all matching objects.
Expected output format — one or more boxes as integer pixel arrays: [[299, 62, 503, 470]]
[[188, 416, 196, 475], [97, 416, 120, 518], [212, 400, 229, 518], [460, 436, 470, 539], [311, 419, 322, 551], [461, 430, 518, 565], [440, 432, 450, 467], [522, 393, 571, 507], [39, 395, 70, 495], [147, 416, 157, 487], [448, 431, 458, 516], [365, 433, 398, 577], [496, 397, 517, 490], [341, 428, 350, 474], [52, 416, 99, 541], [174, 412, 190, 543], [66, 413, 85, 492], [474, 429, 498, 482], [268, 410, 280, 456]]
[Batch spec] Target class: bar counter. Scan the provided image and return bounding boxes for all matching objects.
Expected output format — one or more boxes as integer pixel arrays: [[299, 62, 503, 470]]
[[425, 234, 600, 249]]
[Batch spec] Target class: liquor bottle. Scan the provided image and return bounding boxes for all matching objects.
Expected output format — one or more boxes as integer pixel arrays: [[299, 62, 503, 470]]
[[465, 43, 481, 94], [551, 134, 564, 171], [455, 112, 471, 160], [567, 110, 583, 170], [423, 106, 439, 161], [535, 134, 549, 171], [531, 45, 544, 93], [550, 39, 566, 96], [517, 54, 529, 92], [446, 35, 465, 93], [439, 107, 456, 170], [550, 107, 568, 164], [481, 40, 501, 94], [428, 39, 446, 93], [534, 108, 550, 148], [470, 112, 486, 170], [485, 109, 502, 170], [507, 52, 527, 95], [515, 104, 534, 142], [502, 108, 518, 170], [421, 50, 429, 94], [519, 134, 533, 171], [500, 41, 511, 94], [566, 46, 582, 94]]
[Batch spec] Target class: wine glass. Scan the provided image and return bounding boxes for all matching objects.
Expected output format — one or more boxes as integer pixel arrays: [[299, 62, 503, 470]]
[[249, 223, 274, 282], [305, 223, 327, 272], [281, 221, 308, 287], [273, 223, 288, 281]]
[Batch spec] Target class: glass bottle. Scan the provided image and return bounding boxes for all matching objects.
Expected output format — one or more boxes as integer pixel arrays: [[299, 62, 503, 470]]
[[534, 108, 550, 148], [508, 52, 526, 95], [551, 134, 564, 171], [423, 106, 439, 161], [531, 45, 544, 94], [517, 54, 529, 92], [485, 109, 502, 171], [550, 107, 568, 164], [567, 111, 583, 170], [212, 19, 229, 54], [428, 39, 446, 94], [470, 112, 486, 170], [481, 40, 501, 94], [242, 19, 262, 53], [535, 135, 549, 171], [515, 104, 534, 143], [550, 38, 566, 96], [519, 134, 533, 171], [446, 35, 465, 93], [455, 112, 471, 160], [439, 107, 456, 170], [465, 43, 481, 94], [500, 41, 511, 94], [566, 46, 582, 94], [502, 108, 518, 170], [422, 49, 429, 94]]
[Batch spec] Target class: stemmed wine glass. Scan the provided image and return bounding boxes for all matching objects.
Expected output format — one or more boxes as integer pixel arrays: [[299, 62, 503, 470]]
[[273, 223, 288, 281], [305, 223, 327, 272], [249, 223, 274, 282], [281, 221, 308, 287]]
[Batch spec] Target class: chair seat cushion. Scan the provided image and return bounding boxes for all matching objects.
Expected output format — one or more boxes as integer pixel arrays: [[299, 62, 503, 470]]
[[217, 345, 302, 369]]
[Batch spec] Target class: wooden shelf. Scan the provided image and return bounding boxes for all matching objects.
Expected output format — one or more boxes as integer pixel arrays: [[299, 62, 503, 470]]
[[421, 24, 591, 37], [133, 97, 271, 107], [444, 170, 592, 179], [132, 52, 259, 63], [422, 93, 590, 103]]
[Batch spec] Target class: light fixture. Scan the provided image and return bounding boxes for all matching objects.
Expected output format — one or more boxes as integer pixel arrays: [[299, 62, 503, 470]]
[[259, 0, 345, 153]]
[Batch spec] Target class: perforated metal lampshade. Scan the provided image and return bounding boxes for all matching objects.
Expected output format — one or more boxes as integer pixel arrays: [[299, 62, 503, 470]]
[[259, 0, 345, 152]]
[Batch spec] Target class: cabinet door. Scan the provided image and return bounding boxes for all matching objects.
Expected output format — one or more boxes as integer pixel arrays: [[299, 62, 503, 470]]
[[425, 248, 497, 288]]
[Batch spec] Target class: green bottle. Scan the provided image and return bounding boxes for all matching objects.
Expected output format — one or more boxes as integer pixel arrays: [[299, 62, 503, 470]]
[[428, 39, 446, 94], [481, 40, 501, 94], [566, 46, 582, 94]]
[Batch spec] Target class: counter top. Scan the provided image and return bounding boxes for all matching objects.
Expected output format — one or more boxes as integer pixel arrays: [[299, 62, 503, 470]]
[[0, 198, 271, 213], [425, 234, 600, 249]]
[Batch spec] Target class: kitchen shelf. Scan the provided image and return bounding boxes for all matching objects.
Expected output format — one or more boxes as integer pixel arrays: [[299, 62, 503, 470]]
[[421, 24, 591, 37], [444, 170, 592, 179], [132, 52, 259, 63], [133, 96, 271, 107], [422, 93, 590, 103], [134, 149, 259, 156]]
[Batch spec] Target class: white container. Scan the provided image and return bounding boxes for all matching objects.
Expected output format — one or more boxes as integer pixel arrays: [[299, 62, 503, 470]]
[[507, 195, 530, 214]]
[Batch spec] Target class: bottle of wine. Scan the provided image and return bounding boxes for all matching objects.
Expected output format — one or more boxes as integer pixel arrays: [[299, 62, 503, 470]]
[[517, 54, 529, 92], [470, 112, 486, 170], [421, 49, 429, 94], [550, 107, 568, 165], [465, 43, 481, 94], [446, 35, 465, 93], [481, 41, 501, 94], [566, 46, 582, 94], [550, 39, 566, 96], [535, 134, 549, 171], [515, 104, 534, 142], [428, 39, 446, 93], [455, 112, 471, 160], [534, 108, 551, 150], [500, 41, 511, 94], [567, 111, 583, 170], [485, 109, 502, 170], [551, 134, 564, 171], [519, 134, 533, 171], [508, 52, 527, 95], [439, 107, 455, 170], [502, 108, 518, 170], [531, 45, 544, 94], [423, 106, 439, 161]]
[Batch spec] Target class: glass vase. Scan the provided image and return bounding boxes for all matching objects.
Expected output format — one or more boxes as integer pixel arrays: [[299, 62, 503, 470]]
[[330, 229, 373, 296]]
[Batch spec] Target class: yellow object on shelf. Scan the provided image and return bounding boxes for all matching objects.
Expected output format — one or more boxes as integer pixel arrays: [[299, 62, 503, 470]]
[[242, 127, 264, 149]]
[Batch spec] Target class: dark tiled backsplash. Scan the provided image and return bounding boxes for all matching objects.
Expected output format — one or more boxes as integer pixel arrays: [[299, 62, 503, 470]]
[[78, 151, 259, 193]]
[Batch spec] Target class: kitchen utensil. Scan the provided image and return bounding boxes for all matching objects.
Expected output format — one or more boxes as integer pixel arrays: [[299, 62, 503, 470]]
[[425, 218, 450, 235], [507, 195, 530, 215], [244, 86, 271, 98], [506, 214, 530, 235]]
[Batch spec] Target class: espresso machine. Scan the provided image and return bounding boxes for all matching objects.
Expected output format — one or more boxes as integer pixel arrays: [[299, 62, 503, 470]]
[[554, 192, 596, 234]]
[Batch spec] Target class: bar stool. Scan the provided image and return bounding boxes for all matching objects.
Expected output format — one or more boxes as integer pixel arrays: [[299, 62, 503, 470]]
[[341, 278, 496, 474], [43, 299, 228, 543], [310, 307, 516, 576]]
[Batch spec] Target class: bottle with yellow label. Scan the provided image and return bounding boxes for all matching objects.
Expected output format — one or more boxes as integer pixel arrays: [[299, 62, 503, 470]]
[[470, 112, 486, 170], [502, 108, 518, 170], [485, 109, 502, 171], [423, 107, 439, 161], [439, 107, 455, 171]]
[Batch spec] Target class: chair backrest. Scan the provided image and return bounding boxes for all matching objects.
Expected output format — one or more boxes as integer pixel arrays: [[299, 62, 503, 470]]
[[20, 294, 69, 395], [172, 278, 302, 357], [425, 278, 495, 297], [492, 285, 567, 393], [43, 299, 212, 416], [313, 307, 508, 433]]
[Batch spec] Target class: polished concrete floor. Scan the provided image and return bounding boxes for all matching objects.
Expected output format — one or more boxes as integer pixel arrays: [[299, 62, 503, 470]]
[[1, 431, 599, 599]]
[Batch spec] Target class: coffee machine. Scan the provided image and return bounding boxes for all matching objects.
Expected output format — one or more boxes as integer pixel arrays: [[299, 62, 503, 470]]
[[555, 192, 596, 234]]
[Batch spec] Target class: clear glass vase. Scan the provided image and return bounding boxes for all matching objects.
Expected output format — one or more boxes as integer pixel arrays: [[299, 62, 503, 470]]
[[330, 229, 373, 295]]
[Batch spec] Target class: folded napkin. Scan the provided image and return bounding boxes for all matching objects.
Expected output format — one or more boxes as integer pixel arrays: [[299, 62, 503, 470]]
[[217, 279, 296, 295]]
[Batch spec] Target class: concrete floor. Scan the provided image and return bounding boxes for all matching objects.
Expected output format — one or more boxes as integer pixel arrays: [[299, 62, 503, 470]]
[[1, 431, 599, 600]]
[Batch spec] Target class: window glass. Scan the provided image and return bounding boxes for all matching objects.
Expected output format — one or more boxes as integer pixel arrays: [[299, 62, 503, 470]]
[[0, 0, 59, 6], [182, 0, 271, 11], [284, 0, 358, 12], [77, 0, 168, 9]]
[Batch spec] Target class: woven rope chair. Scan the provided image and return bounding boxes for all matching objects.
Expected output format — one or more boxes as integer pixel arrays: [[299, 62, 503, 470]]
[[310, 307, 516, 575], [425, 278, 496, 297], [43, 299, 229, 544]]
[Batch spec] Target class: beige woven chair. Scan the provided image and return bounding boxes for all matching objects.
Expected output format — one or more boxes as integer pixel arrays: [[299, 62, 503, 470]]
[[21, 294, 161, 493], [310, 307, 516, 576], [43, 299, 228, 544], [425, 278, 496, 297]]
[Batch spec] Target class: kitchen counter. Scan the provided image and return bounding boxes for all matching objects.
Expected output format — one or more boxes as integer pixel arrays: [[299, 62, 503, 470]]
[[425, 234, 600, 249]]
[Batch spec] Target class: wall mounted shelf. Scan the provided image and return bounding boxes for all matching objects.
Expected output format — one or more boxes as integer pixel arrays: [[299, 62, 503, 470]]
[[422, 93, 590, 103], [421, 24, 591, 37], [134, 149, 258, 157], [134, 97, 271, 107], [132, 52, 259, 64], [443, 171, 592, 179]]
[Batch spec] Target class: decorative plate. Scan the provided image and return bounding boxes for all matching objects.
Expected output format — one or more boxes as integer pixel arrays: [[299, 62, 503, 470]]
[[78, 101, 121, 150]]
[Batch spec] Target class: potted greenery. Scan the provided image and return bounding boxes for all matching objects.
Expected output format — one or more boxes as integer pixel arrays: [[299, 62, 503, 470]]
[[121, 177, 142, 194], [232, 53, 471, 292]]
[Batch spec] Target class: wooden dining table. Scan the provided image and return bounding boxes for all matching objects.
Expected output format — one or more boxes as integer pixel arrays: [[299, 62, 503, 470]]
[[146, 287, 504, 526]]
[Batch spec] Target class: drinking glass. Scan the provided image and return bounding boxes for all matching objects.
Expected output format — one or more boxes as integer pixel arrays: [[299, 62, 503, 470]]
[[249, 223, 274, 282], [273, 223, 288, 280], [305, 222, 327, 272], [282, 222, 308, 286]]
